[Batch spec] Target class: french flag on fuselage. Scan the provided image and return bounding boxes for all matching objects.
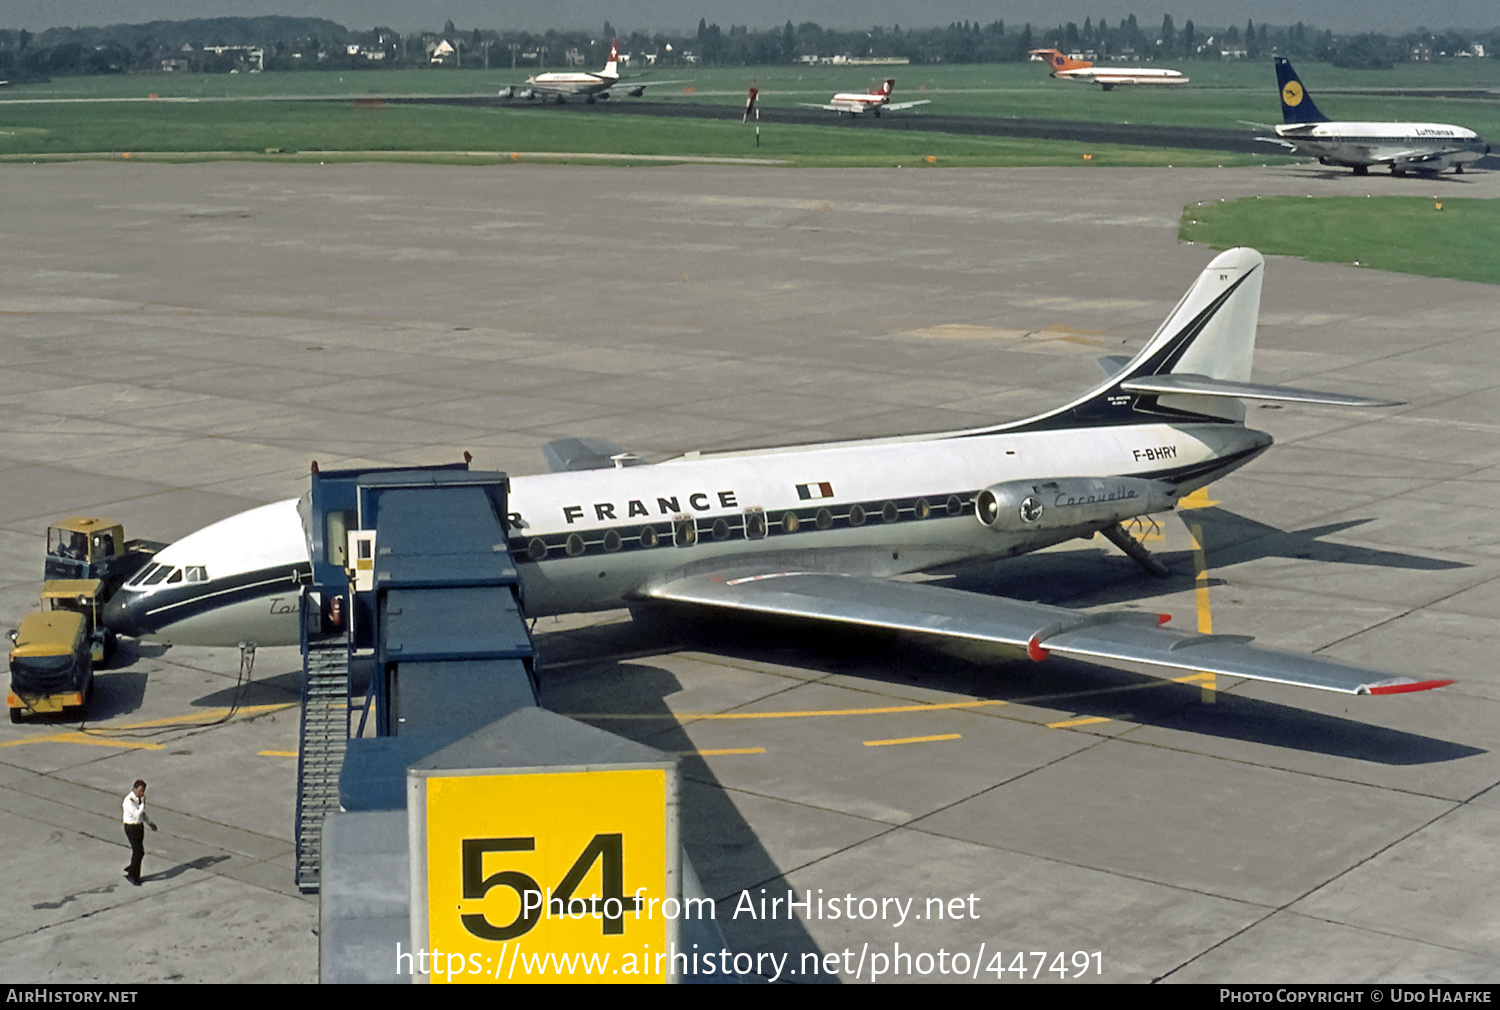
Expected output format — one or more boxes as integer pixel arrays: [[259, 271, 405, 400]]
[[796, 481, 835, 500]]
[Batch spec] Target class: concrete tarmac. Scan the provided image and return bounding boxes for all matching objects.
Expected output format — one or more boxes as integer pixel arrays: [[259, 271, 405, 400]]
[[0, 160, 1496, 983]]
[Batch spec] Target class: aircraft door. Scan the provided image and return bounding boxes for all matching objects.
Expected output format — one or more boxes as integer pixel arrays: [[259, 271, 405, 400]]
[[347, 530, 377, 593]]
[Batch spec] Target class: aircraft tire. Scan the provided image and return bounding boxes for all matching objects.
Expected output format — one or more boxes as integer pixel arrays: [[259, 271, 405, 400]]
[[1353, 165, 1368, 176]]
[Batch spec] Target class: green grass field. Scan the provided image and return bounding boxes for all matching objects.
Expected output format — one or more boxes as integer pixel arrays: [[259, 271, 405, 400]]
[[5, 59, 1495, 133], [1179, 196, 1500, 285], [0, 59, 1494, 167], [0, 95, 1283, 168]]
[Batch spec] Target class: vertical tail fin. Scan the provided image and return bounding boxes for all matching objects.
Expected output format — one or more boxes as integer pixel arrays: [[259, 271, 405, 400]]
[[1274, 57, 1327, 124], [1114, 247, 1264, 422], [993, 248, 1396, 436], [1029, 48, 1093, 71], [602, 39, 619, 78], [879, 79, 895, 96], [1004, 249, 1266, 430]]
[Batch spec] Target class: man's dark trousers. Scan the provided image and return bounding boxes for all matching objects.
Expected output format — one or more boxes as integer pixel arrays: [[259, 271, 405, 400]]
[[124, 823, 145, 881]]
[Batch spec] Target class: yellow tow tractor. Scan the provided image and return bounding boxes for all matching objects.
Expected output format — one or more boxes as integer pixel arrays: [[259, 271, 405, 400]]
[[44, 517, 162, 598], [7, 580, 112, 722]]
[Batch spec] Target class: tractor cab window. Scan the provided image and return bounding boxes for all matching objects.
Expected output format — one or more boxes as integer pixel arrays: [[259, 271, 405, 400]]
[[48, 529, 89, 560]]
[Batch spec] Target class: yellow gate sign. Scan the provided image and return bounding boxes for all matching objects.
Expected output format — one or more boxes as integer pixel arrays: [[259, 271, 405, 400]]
[[411, 766, 677, 984]]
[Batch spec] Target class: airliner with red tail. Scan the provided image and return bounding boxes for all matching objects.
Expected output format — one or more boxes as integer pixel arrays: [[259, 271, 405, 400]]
[[1030, 49, 1188, 90], [501, 40, 689, 103], [801, 79, 931, 116]]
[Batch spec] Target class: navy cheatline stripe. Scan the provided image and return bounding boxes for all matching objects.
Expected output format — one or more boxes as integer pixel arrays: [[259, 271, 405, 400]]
[[135, 563, 311, 626], [511, 492, 979, 564], [508, 442, 1271, 565]]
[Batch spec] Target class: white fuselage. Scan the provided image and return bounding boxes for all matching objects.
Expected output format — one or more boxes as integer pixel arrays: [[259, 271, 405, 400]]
[[1055, 68, 1187, 87], [1274, 121, 1487, 170], [102, 420, 1268, 648], [829, 92, 890, 113], [525, 71, 616, 98]]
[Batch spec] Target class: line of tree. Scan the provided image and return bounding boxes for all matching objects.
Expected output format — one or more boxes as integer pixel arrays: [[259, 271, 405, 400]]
[[0, 14, 1493, 79]]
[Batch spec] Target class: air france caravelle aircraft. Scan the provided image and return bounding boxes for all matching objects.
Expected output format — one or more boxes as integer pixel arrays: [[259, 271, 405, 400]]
[[102, 249, 1453, 698], [1260, 57, 1489, 175]]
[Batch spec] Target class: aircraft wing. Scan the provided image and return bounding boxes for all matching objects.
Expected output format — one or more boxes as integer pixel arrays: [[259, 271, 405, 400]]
[[643, 570, 1451, 696], [883, 100, 932, 112], [540, 437, 646, 472], [1373, 148, 1466, 165]]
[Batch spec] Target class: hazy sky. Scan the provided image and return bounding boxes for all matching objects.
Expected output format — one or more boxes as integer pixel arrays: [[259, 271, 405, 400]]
[[1, 1, 1493, 34]]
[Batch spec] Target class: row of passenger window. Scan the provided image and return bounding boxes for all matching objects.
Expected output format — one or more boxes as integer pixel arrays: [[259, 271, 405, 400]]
[[524, 496, 967, 562], [126, 563, 209, 587]]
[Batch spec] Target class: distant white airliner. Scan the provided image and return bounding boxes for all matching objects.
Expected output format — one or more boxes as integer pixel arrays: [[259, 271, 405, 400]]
[[103, 249, 1454, 700], [1262, 57, 1489, 175], [801, 79, 931, 116], [1029, 49, 1187, 90], [501, 40, 688, 104]]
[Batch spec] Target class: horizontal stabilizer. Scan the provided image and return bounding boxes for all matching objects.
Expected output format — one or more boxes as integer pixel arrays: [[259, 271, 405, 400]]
[[541, 437, 646, 473], [644, 570, 1449, 696], [1120, 373, 1402, 408]]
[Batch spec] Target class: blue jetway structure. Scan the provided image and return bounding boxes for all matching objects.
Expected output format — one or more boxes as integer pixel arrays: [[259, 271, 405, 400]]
[[294, 461, 538, 892]]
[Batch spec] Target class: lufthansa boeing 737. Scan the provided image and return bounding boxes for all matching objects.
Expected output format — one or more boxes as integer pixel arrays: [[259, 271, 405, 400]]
[[103, 249, 1453, 698], [1261, 57, 1489, 175]]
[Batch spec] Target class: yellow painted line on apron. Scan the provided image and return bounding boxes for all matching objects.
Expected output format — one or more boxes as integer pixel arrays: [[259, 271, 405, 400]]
[[1178, 487, 1221, 510], [575, 699, 1006, 721], [863, 733, 962, 747], [0, 702, 297, 748], [1190, 521, 1217, 704], [680, 747, 767, 757], [1046, 716, 1112, 729], [257, 750, 299, 757], [108, 702, 297, 730], [0, 731, 163, 750]]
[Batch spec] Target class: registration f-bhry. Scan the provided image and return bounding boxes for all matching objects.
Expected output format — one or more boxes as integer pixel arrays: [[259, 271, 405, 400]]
[[103, 249, 1451, 699]]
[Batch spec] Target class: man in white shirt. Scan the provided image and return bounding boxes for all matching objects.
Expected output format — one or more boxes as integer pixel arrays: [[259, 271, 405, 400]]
[[122, 779, 157, 885]]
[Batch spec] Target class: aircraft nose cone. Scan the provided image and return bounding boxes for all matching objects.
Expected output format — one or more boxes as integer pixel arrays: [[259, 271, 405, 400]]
[[102, 592, 145, 638]]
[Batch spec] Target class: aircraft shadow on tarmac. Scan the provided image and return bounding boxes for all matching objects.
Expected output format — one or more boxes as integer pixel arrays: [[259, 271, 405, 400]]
[[540, 602, 1480, 778], [1179, 507, 1470, 572], [189, 671, 301, 710], [537, 642, 824, 966]]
